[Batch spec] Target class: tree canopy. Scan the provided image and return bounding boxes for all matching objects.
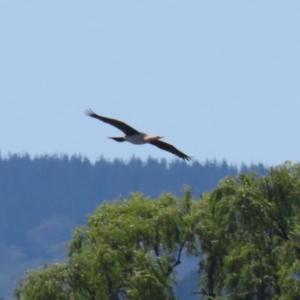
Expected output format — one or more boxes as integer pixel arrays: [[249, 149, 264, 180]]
[[198, 162, 300, 300], [14, 191, 202, 300], [14, 162, 300, 299]]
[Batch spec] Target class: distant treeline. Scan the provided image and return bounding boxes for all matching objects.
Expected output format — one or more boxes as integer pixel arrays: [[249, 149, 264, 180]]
[[0, 154, 266, 256], [0, 153, 267, 298]]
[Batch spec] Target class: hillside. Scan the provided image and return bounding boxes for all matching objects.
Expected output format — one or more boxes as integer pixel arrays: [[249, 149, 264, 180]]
[[0, 154, 266, 299]]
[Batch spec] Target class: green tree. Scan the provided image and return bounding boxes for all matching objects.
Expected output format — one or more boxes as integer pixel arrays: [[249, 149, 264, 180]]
[[14, 191, 202, 300], [13, 262, 73, 300], [197, 162, 300, 300], [15, 162, 300, 299]]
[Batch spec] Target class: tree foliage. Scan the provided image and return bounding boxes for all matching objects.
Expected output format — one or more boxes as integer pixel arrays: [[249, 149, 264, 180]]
[[198, 162, 300, 299], [14, 191, 202, 300], [14, 162, 300, 299]]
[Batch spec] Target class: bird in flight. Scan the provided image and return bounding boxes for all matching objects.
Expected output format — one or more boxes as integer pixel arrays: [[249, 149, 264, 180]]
[[85, 109, 192, 161]]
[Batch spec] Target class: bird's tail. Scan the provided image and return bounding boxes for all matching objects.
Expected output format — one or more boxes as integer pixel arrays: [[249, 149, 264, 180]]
[[109, 137, 126, 142]]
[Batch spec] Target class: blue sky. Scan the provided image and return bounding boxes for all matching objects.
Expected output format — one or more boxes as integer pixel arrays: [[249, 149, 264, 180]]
[[1, 1, 300, 166]]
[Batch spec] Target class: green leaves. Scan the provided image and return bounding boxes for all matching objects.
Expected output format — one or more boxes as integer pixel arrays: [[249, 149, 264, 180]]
[[13, 263, 72, 300], [199, 162, 300, 300], [15, 191, 202, 300], [15, 162, 300, 299]]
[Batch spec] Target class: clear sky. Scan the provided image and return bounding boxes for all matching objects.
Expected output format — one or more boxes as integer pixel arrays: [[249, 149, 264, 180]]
[[1, 1, 300, 166]]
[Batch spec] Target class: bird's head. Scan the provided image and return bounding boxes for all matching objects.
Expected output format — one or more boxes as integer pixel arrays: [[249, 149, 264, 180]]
[[147, 135, 164, 142], [155, 135, 164, 140]]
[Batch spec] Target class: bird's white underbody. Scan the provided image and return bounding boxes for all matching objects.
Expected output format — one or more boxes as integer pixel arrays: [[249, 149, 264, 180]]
[[126, 133, 163, 145]]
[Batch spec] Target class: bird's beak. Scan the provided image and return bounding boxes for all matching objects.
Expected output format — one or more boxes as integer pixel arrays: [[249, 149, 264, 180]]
[[159, 136, 164, 139]]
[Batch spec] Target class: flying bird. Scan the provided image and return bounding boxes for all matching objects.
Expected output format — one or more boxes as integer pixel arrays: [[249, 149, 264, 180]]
[[85, 109, 192, 161]]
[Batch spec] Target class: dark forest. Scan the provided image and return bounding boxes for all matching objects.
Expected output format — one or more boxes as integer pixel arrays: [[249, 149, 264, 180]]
[[0, 154, 266, 299]]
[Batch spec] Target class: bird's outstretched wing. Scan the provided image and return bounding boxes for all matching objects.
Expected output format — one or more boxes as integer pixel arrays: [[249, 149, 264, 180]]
[[85, 109, 139, 135], [149, 140, 192, 161]]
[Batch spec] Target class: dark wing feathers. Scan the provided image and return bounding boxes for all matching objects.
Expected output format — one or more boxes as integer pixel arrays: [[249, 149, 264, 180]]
[[149, 140, 192, 161], [85, 109, 139, 135]]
